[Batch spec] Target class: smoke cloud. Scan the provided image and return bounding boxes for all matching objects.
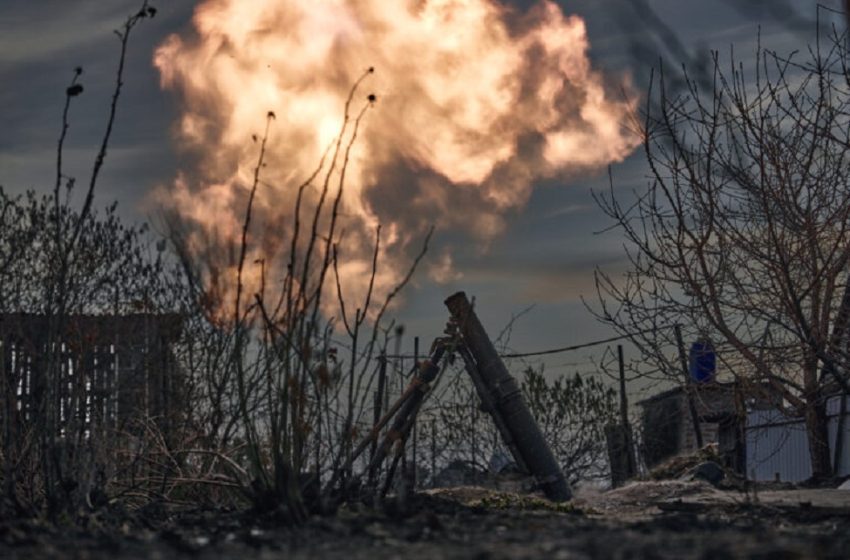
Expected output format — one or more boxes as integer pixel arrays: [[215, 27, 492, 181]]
[[153, 0, 639, 318]]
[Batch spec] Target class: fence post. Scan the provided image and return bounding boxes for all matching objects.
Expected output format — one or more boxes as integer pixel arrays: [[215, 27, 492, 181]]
[[412, 336, 419, 488], [430, 418, 437, 487], [675, 324, 704, 448], [369, 353, 387, 485], [617, 345, 637, 479]]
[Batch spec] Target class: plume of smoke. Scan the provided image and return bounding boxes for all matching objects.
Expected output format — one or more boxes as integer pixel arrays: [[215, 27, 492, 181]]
[[153, 0, 639, 318]]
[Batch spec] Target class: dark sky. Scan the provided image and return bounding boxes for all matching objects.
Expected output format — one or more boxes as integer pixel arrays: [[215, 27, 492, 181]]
[[0, 0, 835, 374]]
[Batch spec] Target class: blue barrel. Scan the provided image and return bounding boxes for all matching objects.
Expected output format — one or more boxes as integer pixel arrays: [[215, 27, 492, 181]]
[[689, 338, 716, 383]]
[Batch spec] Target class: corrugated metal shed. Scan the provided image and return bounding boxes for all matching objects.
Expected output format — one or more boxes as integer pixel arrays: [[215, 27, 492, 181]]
[[746, 409, 812, 482], [745, 395, 850, 482]]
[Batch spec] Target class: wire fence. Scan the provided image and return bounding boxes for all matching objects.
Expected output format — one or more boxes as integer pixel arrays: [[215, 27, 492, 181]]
[[339, 322, 690, 489]]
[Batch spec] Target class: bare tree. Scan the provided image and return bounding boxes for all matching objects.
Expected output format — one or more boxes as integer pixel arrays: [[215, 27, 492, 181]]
[[0, 3, 164, 518], [162, 70, 432, 520], [420, 358, 616, 487], [521, 367, 617, 485], [594, 27, 850, 479]]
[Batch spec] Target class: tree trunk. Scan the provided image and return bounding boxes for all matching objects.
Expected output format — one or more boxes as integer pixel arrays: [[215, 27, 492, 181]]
[[804, 397, 832, 480], [801, 351, 832, 480]]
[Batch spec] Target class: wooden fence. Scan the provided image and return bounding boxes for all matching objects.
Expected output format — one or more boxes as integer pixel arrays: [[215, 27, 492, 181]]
[[0, 313, 183, 447]]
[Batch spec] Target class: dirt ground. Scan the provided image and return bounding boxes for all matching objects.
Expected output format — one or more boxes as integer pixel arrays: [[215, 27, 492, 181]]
[[2, 482, 849, 559]]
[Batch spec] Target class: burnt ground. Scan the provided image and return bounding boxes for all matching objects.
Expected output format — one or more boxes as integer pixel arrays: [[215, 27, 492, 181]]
[[2, 482, 849, 559]]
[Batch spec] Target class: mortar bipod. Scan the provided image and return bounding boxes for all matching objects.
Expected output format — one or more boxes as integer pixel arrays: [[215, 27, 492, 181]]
[[362, 337, 451, 496], [321, 336, 452, 503]]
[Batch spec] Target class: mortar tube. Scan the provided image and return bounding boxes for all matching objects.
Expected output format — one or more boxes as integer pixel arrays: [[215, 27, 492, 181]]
[[444, 291, 572, 502]]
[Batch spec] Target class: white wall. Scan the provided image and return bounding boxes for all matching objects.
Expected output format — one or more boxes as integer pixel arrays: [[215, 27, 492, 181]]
[[745, 396, 850, 482]]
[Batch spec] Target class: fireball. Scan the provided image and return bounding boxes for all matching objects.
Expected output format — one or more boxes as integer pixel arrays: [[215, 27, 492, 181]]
[[154, 0, 639, 320]]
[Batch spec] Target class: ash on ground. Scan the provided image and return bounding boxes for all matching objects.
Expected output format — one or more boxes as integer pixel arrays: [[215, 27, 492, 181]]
[[3, 475, 850, 560]]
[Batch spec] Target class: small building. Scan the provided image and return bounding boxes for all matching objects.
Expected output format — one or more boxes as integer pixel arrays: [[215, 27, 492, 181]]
[[639, 381, 850, 481], [638, 382, 746, 474]]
